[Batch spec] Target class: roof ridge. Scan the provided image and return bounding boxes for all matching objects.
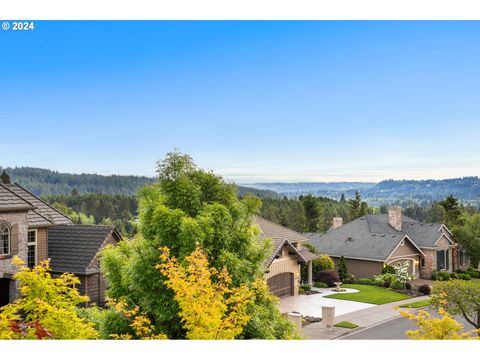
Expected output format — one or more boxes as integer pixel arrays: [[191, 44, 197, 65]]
[[255, 215, 309, 241], [0, 182, 36, 209], [11, 183, 72, 223]]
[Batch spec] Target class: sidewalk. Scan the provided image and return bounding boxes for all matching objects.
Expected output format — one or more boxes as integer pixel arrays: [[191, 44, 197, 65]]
[[301, 295, 430, 339]]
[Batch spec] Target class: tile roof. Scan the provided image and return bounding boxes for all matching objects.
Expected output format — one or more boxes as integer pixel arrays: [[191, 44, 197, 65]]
[[255, 216, 317, 267], [48, 225, 120, 274], [3, 183, 71, 226], [305, 214, 445, 261], [0, 183, 35, 212]]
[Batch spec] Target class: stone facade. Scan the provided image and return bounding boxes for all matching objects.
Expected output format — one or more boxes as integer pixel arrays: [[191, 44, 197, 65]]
[[419, 235, 454, 279], [0, 211, 29, 301]]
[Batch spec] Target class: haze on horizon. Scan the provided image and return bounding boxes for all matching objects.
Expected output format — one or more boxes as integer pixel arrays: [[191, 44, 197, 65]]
[[1, 21, 480, 183]]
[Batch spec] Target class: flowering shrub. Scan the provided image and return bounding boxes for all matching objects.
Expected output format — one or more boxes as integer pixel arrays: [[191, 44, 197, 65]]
[[393, 261, 416, 284]]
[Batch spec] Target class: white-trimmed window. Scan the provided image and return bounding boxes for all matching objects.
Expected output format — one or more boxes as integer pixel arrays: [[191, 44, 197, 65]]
[[27, 230, 37, 268], [0, 222, 10, 255]]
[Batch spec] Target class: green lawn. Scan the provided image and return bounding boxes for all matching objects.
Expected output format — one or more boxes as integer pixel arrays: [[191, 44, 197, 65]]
[[325, 284, 413, 305], [334, 321, 358, 329], [399, 298, 432, 308]]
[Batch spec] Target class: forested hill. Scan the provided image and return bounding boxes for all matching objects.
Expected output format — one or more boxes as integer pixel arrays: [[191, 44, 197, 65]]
[[246, 176, 480, 206], [0, 166, 281, 199], [0, 167, 154, 196]]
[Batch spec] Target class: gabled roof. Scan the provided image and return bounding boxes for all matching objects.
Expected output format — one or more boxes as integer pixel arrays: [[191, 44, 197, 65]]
[[48, 225, 121, 274], [306, 214, 450, 261], [255, 216, 309, 244], [0, 183, 35, 212], [255, 216, 318, 267], [3, 183, 71, 226]]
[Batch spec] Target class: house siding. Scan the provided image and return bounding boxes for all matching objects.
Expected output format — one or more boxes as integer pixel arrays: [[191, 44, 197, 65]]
[[331, 257, 383, 279]]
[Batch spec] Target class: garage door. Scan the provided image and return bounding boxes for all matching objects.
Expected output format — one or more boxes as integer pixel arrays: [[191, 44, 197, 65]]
[[267, 273, 294, 298]]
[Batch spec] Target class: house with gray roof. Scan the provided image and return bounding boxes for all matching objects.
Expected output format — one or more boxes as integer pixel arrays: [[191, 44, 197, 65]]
[[0, 182, 120, 306], [305, 207, 469, 280], [256, 216, 318, 297]]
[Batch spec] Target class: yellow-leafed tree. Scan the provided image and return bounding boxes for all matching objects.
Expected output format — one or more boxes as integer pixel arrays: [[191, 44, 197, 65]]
[[401, 295, 479, 340], [0, 257, 98, 339], [157, 246, 257, 340]]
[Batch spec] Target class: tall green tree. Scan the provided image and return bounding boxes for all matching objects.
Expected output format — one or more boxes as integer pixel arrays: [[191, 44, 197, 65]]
[[301, 195, 320, 232], [347, 191, 369, 220], [439, 195, 463, 228], [100, 151, 298, 339], [453, 213, 480, 268]]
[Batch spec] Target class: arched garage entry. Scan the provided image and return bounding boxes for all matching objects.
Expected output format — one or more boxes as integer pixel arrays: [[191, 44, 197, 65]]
[[267, 272, 294, 298], [0, 278, 11, 307]]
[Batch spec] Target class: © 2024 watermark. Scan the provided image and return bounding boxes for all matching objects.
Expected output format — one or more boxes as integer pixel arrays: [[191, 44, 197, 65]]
[[2, 21, 35, 31]]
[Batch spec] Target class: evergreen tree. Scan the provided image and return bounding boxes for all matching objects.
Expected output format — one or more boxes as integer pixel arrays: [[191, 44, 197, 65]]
[[340, 193, 346, 203], [439, 195, 463, 228], [347, 191, 368, 220], [0, 170, 11, 184], [338, 256, 349, 282], [301, 195, 320, 232]]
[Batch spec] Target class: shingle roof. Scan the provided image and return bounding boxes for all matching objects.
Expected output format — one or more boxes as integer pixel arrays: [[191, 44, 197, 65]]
[[255, 216, 317, 267], [48, 225, 120, 274], [305, 214, 445, 261], [4, 183, 71, 226], [0, 183, 35, 212]]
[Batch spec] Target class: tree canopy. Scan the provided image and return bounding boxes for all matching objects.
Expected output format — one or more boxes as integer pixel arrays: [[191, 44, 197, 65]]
[[100, 151, 298, 339]]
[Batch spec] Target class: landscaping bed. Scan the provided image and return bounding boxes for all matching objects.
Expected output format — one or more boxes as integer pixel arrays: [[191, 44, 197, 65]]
[[324, 284, 413, 305]]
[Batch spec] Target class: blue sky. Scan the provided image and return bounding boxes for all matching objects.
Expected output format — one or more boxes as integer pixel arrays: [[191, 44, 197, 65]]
[[1, 21, 479, 182]]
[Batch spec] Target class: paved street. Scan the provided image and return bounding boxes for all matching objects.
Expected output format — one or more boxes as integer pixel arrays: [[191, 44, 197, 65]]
[[340, 310, 476, 340]]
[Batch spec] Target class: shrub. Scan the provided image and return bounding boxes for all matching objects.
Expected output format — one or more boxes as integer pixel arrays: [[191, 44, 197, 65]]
[[374, 273, 396, 288], [298, 288, 305, 295], [314, 270, 340, 287], [450, 272, 459, 279], [313, 282, 328, 288], [343, 274, 355, 284], [357, 278, 374, 286], [418, 284, 432, 295], [437, 271, 451, 281], [300, 284, 311, 292], [431, 270, 438, 281], [382, 265, 395, 275], [391, 280, 406, 290], [405, 282, 412, 290], [467, 269, 480, 278], [315, 254, 335, 271], [459, 273, 471, 280]]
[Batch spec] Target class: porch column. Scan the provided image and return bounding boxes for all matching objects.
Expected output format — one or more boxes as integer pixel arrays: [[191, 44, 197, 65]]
[[307, 261, 313, 286]]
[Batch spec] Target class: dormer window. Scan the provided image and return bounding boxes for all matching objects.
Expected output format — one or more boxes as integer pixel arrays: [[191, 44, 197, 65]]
[[0, 222, 10, 256]]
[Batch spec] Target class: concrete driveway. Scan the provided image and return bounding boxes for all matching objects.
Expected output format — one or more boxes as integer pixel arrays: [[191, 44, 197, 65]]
[[279, 287, 376, 318]]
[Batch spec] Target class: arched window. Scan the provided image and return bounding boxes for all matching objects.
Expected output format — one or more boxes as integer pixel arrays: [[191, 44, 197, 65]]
[[0, 222, 10, 255]]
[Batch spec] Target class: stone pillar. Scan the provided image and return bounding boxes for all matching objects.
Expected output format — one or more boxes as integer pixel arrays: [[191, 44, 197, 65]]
[[307, 261, 313, 286], [288, 312, 303, 332], [322, 306, 335, 329]]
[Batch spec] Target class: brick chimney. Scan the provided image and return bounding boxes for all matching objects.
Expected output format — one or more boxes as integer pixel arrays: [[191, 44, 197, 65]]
[[388, 206, 403, 231], [332, 217, 343, 229]]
